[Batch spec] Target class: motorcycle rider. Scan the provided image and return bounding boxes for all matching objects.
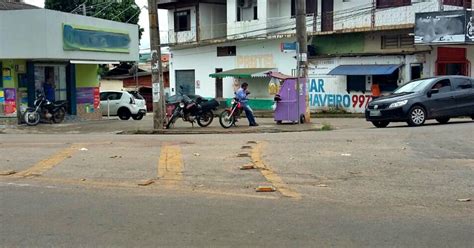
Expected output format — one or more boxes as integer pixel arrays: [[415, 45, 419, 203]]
[[235, 82, 259, 127]]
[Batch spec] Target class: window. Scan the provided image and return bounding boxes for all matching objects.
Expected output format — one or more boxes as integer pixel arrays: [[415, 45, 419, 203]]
[[174, 10, 191, 32], [376, 0, 411, 9], [347, 75, 366, 92], [101, 92, 123, 101], [452, 78, 473, 90], [236, 0, 258, 22], [432, 79, 452, 93], [381, 34, 414, 49], [217, 46, 237, 57], [291, 0, 318, 17], [253, 6, 258, 20], [443, 0, 471, 7]]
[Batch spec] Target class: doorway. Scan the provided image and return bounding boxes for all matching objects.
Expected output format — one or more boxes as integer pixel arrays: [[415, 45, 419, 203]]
[[410, 64, 423, 80], [436, 47, 470, 76], [215, 68, 223, 98], [321, 0, 333, 32], [175, 70, 195, 96], [34, 64, 67, 102]]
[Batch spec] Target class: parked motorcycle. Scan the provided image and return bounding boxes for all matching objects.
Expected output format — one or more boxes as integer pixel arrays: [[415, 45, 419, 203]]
[[166, 90, 219, 129], [219, 97, 243, 128], [23, 93, 67, 126]]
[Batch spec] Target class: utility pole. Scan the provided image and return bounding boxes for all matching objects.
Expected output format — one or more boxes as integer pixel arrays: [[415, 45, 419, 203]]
[[82, 3, 86, 16], [148, 0, 166, 130], [296, 0, 310, 122]]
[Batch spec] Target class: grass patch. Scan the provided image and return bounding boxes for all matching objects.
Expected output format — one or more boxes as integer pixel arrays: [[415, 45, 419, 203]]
[[321, 122, 333, 131]]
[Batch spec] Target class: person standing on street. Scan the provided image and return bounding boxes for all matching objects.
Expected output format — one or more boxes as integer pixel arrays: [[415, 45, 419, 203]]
[[236, 82, 259, 127]]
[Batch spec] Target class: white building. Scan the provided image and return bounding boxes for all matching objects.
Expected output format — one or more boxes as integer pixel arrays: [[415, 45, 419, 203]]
[[158, 0, 471, 113]]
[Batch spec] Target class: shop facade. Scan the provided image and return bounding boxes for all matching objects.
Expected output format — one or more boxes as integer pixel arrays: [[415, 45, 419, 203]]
[[0, 9, 139, 121]]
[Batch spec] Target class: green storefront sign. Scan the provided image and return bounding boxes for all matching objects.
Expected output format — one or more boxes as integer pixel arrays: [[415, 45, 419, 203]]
[[63, 24, 131, 53]]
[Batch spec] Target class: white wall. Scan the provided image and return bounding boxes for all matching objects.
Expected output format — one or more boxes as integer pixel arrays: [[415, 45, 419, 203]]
[[169, 37, 297, 99], [0, 9, 139, 61], [227, 0, 268, 38]]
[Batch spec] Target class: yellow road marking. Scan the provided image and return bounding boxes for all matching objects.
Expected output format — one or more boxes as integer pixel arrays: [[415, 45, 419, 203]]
[[251, 142, 302, 200], [15, 145, 78, 177], [158, 145, 183, 186]]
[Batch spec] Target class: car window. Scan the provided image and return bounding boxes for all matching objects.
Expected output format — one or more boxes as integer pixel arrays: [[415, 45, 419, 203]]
[[432, 79, 452, 93], [451, 78, 473, 91], [107, 92, 123, 100], [128, 91, 144, 100], [100, 92, 109, 101]]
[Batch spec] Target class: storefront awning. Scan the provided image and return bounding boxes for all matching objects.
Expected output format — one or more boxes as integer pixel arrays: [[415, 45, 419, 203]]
[[209, 68, 276, 78], [328, 64, 402, 75]]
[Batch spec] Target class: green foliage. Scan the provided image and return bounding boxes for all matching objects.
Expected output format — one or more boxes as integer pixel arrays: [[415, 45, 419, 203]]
[[44, 0, 143, 39]]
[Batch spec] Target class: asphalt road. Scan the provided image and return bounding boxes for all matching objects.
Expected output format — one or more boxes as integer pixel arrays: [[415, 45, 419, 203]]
[[1, 118, 473, 247]]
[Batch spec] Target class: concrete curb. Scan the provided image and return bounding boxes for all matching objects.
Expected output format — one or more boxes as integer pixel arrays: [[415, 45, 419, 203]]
[[119, 125, 324, 135]]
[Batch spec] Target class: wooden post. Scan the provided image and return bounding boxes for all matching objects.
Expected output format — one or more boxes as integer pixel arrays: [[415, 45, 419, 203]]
[[148, 0, 166, 130]]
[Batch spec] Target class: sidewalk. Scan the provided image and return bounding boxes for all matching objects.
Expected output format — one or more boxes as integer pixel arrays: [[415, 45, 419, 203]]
[[1, 114, 329, 135]]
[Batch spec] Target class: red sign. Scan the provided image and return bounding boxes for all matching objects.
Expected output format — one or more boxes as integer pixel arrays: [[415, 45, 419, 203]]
[[94, 87, 100, 108]]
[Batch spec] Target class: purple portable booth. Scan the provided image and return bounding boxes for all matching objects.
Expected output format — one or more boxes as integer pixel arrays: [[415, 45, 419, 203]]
[[268, 72, 307, 124]]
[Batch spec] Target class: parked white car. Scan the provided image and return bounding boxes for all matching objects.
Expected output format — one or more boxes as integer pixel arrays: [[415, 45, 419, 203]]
[[100, 90, 147, 120]]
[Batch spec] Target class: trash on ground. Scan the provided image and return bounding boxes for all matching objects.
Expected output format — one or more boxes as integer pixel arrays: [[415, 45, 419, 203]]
[[241, 145, 252, 149], [341, 153, 351, 156], [237, 153, 250, 157], [240, 164, 256, 170], [456, 198, 471, 202], [80, 178, 86, 182], [316, 184, 328, 187], [193, 153, 200, 157], [0, 170, 16, 176], [80, 148, 88, 151], [138, 179, 155, 186], [256, 186, 276, 192], [247, 141, 257, 144]]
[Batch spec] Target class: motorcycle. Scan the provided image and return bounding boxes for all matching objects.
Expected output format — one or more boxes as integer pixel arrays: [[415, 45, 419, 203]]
[[23, 93, 68, 126], [219, 97, 243, 128], [166, 91, 219, 129]]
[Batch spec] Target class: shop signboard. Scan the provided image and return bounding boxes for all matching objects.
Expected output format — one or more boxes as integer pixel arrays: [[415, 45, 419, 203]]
[[415, 10, 470, 44], [63, 24, 131, 53], [4, 88, 16, 116], [77, 87, 95, 104]]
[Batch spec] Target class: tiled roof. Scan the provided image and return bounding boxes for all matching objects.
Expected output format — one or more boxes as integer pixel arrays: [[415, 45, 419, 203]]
[[0, 1, 40, 10]]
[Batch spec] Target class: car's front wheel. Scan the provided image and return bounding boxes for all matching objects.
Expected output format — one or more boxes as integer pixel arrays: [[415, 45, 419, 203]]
[[407, 106, 426, 127], [435, 117, 450, 124], [371, 121, 389, 128]]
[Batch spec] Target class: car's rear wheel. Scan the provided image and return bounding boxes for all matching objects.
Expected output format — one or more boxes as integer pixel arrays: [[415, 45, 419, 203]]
[[435, 117, 450, 124], [471, 115, 474, 120], [118, 108, 131, 120], [371, 121, 389, 128], [407, 106, 426, 127]]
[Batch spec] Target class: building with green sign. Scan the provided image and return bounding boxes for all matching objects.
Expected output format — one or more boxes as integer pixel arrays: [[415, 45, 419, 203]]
[[0, 8, 139, 121]]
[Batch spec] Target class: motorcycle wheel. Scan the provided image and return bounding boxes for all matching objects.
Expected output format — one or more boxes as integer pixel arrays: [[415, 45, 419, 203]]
[[197, 110, 214, 127], [52, 108, 66, 123], [24, 109, 40, 126], [219, 110, 235, 129]]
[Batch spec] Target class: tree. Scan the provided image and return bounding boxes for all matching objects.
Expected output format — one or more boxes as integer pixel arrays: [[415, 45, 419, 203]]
[[44, 0, 144, 39]]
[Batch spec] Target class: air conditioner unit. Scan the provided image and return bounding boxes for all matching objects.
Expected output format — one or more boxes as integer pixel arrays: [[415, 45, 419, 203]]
[[238, 0, 253, 9]]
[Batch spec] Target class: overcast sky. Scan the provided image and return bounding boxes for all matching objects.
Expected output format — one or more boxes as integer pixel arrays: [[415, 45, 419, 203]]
[[24, 0, 169, 53]]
